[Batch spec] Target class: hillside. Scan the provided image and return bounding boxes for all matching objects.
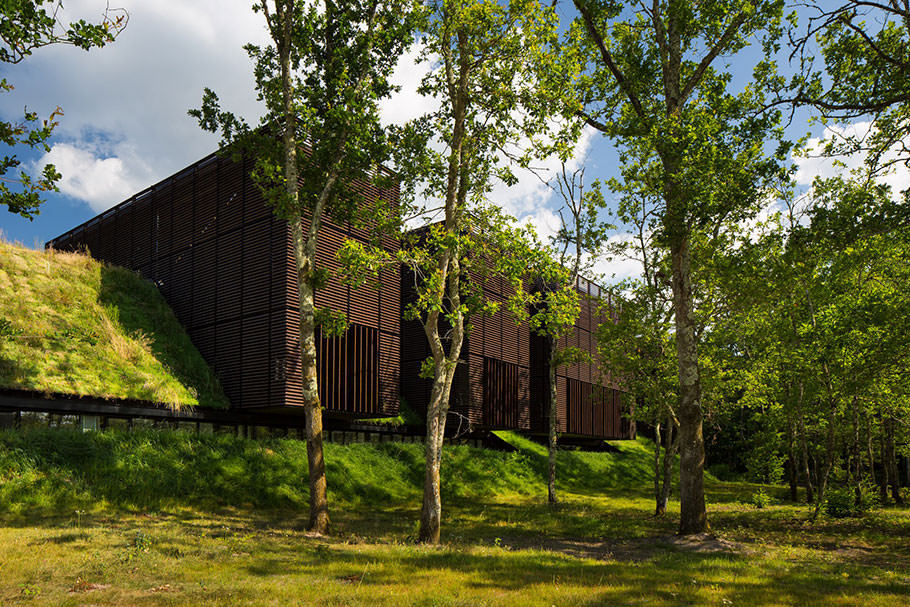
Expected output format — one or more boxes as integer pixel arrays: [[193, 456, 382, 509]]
[[3, 429, 908, 607], [0, 427, 657, 515], [0, 239, 228, 408]]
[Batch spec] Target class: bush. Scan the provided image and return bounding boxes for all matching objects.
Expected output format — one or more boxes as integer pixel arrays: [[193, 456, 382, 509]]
[[750, 488, 773, 509], [825, 484, 879, 518]]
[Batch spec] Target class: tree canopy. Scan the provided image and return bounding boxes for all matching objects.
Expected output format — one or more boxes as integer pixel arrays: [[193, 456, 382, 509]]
[[0, 1, 125, 219]]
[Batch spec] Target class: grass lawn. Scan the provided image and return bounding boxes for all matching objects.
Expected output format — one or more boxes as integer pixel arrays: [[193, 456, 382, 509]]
[[1, 430, 908, 606]]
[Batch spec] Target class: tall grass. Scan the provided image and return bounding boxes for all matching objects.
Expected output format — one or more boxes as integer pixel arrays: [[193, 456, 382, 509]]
[[0, 240, 227, 408]]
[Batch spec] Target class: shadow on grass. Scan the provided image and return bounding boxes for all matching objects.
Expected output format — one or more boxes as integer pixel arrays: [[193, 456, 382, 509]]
[[163, 510, 910, 606], [7, 498, 910, 607]]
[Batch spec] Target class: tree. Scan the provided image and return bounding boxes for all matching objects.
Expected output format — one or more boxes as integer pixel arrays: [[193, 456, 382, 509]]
[[351, 0, 558, 544], [1, 1, 126, 218], [788, 1, 910, 173], [565, 0, 790, 534], [600, 282, 679, 514], [528, 164, 610, 505], [597, 183, 679, 515], [190, 0, 420, 535], [700, 171, 910, 517]]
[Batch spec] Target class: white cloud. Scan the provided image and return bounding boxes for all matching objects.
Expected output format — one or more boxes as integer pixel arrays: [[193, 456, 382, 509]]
[[381, 45, 439, 126], [0, 2, 445, 213], [0, 0, 624, 281], [0, 0, 269, 210], [794, 121, 910, 197], [590, 233, 645, 285], [491, 126, 598, 227], [36, 142, 152, 212]]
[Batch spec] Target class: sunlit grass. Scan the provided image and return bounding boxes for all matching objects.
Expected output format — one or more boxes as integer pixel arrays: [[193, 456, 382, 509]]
[[0, 239, 227, 408], [1, 429, 908, 605]]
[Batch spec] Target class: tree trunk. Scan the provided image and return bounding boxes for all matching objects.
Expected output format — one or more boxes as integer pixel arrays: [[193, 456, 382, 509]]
[[866, 412, 876, 488], [417, 31, 470, 544], [277, 0, 330, 535], [787, 414, 799, 503], [654, 420, 663, 515], [419, 368, 450, 544], [670, 236, 707, 535], [292, 220, 330, 535], [660, 415, 677, 516], [796, 385, 814, 503], [885, 414, 903, 504], [547, 336, 558, 505], [880, 418, 890, 503], [811, 405, 838, 522], [851, 396, 862, 506], [418, 320, 463, 542], [812, 454, 820, 498]]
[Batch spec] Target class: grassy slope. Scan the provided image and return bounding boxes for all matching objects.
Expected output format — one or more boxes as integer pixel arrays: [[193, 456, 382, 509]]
[[0, 240, 227, 408], [1, 429, 909, 606], [0, 428, 660, 517]]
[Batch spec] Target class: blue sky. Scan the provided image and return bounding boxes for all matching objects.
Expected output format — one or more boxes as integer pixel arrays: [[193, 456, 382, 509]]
[[1, 1, 905, 281]]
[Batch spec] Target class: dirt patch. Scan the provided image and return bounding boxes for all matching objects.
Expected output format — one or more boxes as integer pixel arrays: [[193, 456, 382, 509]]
[[663, 532, 749, 554], [499, 532, 753, 561], [70, 578, 110, 593]]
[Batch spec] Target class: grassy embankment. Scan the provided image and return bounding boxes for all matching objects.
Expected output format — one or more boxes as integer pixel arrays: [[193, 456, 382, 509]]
[[1, 428, 908, 606], [0, 239, 227, 407]]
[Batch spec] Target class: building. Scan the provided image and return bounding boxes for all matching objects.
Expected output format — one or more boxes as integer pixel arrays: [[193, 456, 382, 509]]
[[529, 277, 631, 439], [400, 262, 533, 433], [46, 150, 632, 441], [400, 244, 633, 441], [46, 151, 400, 419]]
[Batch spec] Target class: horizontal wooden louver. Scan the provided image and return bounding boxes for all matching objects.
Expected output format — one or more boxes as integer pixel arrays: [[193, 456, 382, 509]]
[[48, 150, 401, 416]]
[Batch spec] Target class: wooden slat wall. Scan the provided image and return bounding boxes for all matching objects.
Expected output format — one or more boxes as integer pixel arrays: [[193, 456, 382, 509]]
[[399, 238, 533, 431], [47, 151, 401, 418], [315, 324, 380, 414], [483, 357, 520, 429], [563, 375, 630, 439], [527, 282, 634, 439]]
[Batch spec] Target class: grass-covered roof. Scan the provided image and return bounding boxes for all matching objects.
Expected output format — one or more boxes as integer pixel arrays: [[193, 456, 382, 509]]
[[0, 239, 228, 409]]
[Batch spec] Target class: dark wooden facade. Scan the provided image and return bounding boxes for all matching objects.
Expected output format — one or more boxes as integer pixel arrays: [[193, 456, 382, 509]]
[[400, 266, 532, 431], [529, 277, 631, 439], [47, 152, 399, 417], [401, 253, 633, 440]]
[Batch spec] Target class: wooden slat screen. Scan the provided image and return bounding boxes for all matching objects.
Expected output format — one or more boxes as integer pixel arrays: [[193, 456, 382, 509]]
[[47, 150, 401, 417], [316, 323, 380, 414], [483, 357, 519, 429]]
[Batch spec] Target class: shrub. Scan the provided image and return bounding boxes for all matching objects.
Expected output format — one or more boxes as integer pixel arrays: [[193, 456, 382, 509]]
[[750, 488, 773, 509], [825, 484, 879, 518]]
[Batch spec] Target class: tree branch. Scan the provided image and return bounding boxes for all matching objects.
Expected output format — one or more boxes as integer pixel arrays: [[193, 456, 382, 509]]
[[678, 11, 748, 107], [573, 0, 647, 120]]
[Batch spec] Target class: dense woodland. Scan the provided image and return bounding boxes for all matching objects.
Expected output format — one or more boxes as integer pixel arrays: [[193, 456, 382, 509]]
[[2, 0, 908, 544]]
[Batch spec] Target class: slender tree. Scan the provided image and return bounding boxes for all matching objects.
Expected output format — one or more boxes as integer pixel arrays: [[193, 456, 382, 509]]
[[191, 0, 420, 535], [386, 0, 558, 544], [564, 0, 790, 534], [527, 165, 610, 505], [599, 283, 679, 514], [598, 181, 679, 515]]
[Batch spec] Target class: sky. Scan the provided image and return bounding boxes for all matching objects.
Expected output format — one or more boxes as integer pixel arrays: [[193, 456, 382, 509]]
[[0, 1, 906, 283]]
